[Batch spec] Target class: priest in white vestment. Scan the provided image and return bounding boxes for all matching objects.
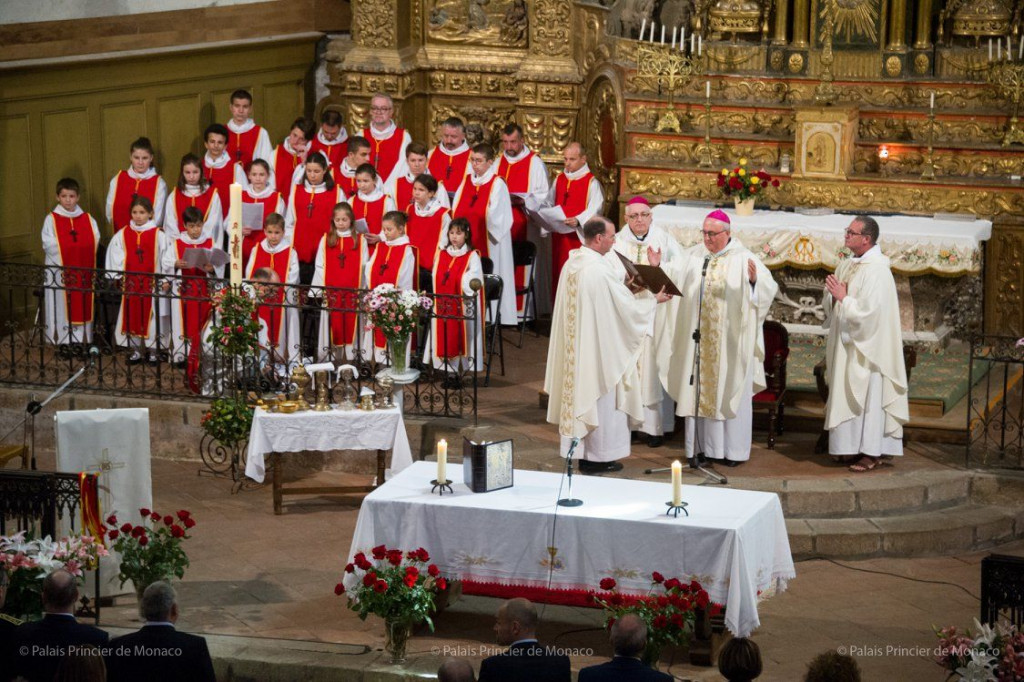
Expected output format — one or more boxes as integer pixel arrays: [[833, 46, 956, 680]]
[[657, 210, 778, 467], [614, 196, 683, 448], [823, 215, 909, 472], [545, 217, 671, 474]]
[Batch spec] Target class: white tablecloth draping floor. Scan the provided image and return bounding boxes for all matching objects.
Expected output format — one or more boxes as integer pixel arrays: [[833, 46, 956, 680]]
[[244, 407, 414, 483], [345, 462, 795, 637]]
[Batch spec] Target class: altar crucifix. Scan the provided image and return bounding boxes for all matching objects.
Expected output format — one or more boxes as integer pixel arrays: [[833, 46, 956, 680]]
[[86, 448, 127, 515]]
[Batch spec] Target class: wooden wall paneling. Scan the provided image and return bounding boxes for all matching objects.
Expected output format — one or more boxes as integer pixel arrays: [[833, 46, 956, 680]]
[[0, 115, 36, 262], [261, 80, 306, 143], [42, 109, 92, 204], [156, 94, 204, 182]]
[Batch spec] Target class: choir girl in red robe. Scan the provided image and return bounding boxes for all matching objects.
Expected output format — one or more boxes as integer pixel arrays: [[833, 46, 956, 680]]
[[164, 153, 222, 244], [405, 174, 451, 290], [363, 211, 418, 364], [241, 159, 285, 268], [245, 214, 300, 371], [105, 137, 168, 232], [312, 202, 368, 362], [351, 163, 396, 250], [425, 217, 483, 373], [163, 207, 219, 367]]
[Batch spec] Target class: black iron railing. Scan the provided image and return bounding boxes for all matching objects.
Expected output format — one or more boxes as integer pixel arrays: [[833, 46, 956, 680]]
[[967, 335, 1024, 470], [0, 261, 481, 419]]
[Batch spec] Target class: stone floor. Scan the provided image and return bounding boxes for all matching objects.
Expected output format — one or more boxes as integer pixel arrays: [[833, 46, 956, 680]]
[[10, 327, 1024, 681]]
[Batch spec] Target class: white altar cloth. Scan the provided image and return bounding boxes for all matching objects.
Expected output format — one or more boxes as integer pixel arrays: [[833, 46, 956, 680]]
[[652, 204, 991, 275], [345, 461, 795, 637], [244, 406, 414, 483]]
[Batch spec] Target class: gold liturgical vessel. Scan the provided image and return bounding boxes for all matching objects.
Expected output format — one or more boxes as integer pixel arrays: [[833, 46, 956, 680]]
[[313, 370, 331, 411]]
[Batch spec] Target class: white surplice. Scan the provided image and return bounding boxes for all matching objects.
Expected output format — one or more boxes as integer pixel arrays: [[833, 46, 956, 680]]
[[104, 220, 172, 350], [41, 205, 101, 345], [824, 244, 909, 457], [424, 244, 484, 371], [544, 247, 657, 462], [312, 231, 369, 362], [163, 185, 224, 245], [366, 121, 412, 186], [362, 235, 417, 363], [105, 167, 168, 228], [245, 238, 301, 368]]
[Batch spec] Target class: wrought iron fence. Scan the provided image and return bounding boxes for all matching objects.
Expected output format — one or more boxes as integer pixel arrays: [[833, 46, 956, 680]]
[[0, 261, 481, 419], [967, 335, 1024, 470]]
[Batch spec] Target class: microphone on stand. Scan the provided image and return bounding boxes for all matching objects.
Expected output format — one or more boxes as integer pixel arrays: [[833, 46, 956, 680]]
[[558, 437, 583, 507], [701, 255, 711, 276]]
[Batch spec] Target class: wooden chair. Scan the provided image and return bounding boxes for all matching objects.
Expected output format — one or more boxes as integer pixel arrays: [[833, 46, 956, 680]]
[[813, 345, 917, 453], [0, 445, 28, 470], [752, 321, 789, 449]]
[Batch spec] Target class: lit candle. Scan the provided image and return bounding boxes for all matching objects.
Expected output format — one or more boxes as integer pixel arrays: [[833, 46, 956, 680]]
[[698, 35, 702, 56], [671, 460, 682, 506], [706, 80, 711, 99], [989, 38, 993, 62], [661, 25, 666, 44], [228, 183, 243, 287], [671, 26, 677, 49], [436, 439, 447, 482], [640, 18, 646, 41], [691, 34, 695, 53], [930, 91, 935, 110]]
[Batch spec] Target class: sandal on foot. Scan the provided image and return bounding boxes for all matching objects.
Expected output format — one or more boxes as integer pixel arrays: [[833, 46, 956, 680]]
[[849, 457, 880, 473]]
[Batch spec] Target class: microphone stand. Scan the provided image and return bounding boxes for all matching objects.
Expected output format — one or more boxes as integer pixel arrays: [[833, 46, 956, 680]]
[[557, 437, 583, 507], [0, 349, 98, 470]]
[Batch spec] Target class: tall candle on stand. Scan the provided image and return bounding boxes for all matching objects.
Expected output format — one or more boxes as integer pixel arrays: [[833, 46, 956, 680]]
[[649, 23, 656, 43], [671, 26, 677, 49], [437, 439, 447, 482], [671, 460, 682, 506], [660, 25, 666, 44], [680, 27, 686, 52], [930, 91, 935, 110], [639, 18, 646, 41], [228, 182, 243, 287], [698, 35, 703, 56], [706, 80, 711, 99]]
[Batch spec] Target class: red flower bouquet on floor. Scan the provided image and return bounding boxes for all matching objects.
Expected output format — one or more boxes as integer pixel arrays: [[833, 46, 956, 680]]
[[104, 508, 196, 591], [591, 572, 722, 666]]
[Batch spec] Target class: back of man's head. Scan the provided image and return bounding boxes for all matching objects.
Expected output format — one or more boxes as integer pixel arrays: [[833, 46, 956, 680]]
[[804, 650, 861, 682], [140, 581, 177, 623], [42, 569, 78, 613], [582, 216, 612, 243], [610, 613, 648, 658], [437, 658, 476, 682], [504, 598, 538, 634]]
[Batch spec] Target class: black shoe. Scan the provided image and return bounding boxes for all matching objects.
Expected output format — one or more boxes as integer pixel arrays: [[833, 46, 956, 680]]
[[631, 431, 642, 443], [577, 460, 624, 474], [722, 459, 743, 468], [171, 360, 187, 369], [646, 435, 664, 448]]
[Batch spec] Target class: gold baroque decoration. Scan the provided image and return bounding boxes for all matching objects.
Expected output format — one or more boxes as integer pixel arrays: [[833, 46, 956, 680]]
[[522, 111, 574, 157], [913, 53, 930, 75], [430, 104, 517, 147], [623, 170, 1024, 216], [770, 50, 785, 71], [859, 115, 1008, 145], [532, 0, 573, 57], [427, 71, 518, 97], [627, 105, 795, 139], [885, 55, 904, 77], [853, 147, 1024, 178], [584, 78, 619, 193], [353, 0, 396, 48], [348, 101, 370, 132], [990, 231, 1023, 336], [788, 53, 806, 73], [427, 0, 528, 48], [818, 0, 880, 44], [633, 138, 784, 169]]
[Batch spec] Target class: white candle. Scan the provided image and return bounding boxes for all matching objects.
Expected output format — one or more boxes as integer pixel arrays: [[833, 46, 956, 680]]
[[228, 183, 243, 287], [649, 22, 656, 43], [640, 18, 646, 41], [437, 439, 447, 482], [989, 38, 993, 61], [998, 40, 1002, 60], [706, 80, 711, 98], [1019, 35, 1023, 60], [698, 35, 702, 56], [671, 460, 682, 506], [690, 34, 695, 53], [671, 26, 677, 48], [661, 25, 666, 44], [680, 27, 686, 52], [930, 92, 935, 110]]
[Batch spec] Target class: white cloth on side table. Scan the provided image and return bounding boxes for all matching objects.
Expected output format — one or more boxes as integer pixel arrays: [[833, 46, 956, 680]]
[[344, 461, 796, 638], [55, 408, 152, 597], [244, 406, 414, 483]]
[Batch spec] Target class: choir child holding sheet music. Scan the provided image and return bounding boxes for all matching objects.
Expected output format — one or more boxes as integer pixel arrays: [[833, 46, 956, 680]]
[[105, 136, 168, 232], [351, 163, 396, 250], [164, 153, 223, 244], [284, 152, 347, 285], [245, 213, 300, 371], [41, 177, 101, 347], [425, 217, 483, 373], [105, 196, 171, 363], [312, 202, 368, 362], [405, 173, 451, 291], [363, 210, 418, 363], [242, 159, 284, 268], [202, 123, 242, 221], [163, 206, 220, 366]]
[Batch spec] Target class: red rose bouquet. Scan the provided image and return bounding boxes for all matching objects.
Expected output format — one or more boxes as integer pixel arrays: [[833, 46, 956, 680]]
[[337, 544, 448, 630], [717, 158, 780, 202], [104, 508, 196, 591]]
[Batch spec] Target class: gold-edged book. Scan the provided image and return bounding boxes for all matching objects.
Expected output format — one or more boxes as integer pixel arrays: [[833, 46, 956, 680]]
[[614, 251, 683, 297]]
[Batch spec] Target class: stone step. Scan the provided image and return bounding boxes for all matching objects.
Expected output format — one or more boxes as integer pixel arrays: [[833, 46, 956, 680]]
[[786, 503, 1024, 560]]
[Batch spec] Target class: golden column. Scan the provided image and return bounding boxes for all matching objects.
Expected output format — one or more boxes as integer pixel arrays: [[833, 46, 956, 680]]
[[887, 0, 908, 51], [913, 0, 934, 49], [773, 0, 790, 44], [792, 0, 811, 48]]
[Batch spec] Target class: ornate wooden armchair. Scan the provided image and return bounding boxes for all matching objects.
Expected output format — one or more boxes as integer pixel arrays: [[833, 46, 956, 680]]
[[752, 320, 789, 449]]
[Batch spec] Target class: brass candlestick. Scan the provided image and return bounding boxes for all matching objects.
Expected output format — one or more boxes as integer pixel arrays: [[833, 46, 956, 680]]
[[921, 104, 937, 180], [813, 0, 839, 106], [634, 43, 705, 134], [987, 60, 1024, 147], [697, 88, 714, 168], [289, 364, 311, 411], [313, 370, 331, 411]]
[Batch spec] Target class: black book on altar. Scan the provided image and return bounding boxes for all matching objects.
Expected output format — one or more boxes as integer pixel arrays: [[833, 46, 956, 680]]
[[463, 437, 514, 493]]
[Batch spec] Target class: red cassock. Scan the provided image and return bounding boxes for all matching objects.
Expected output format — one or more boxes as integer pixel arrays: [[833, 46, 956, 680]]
[[272, 144, 303, 200], [322, 235, 365, 347], [52, 211, 98, 325], [351, 194, 389, 248], [110, 171, 161, 232], [242, 190, 283, 267], [367, 242, 418, 351], [362, 127, 406, 182], [290, 186, 339, 263], [405, 205, 448, 271], [203, 160, 236, 219], [308, 138, 346, 180], [174, 238, 214, 350], [392, 176, 415, 212], [431, 249, 481, 360], [120, 227, 160, 338], [496, 151, 536, 243], [169, 188, 217, 232], [248, 244, 294, 347], [226, 125, 265, 172], [452, 177, 498, 260], [336, 171, 357, 198], [428, 147, 470, 189], [551, 171, 594, 300]]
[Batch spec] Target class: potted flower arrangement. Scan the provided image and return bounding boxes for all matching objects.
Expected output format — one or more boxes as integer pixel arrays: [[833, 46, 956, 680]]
[[591, 572, 722, 668], [336, 544, 448, 664], [104, 508, 196, 600], [717, 157, 780, 216], [935, 618, 1024, 681], [360, 284, 433, 374], [208, 287, 262, 357], [200, 396, 253, 449], [0, 532, 108, 620]]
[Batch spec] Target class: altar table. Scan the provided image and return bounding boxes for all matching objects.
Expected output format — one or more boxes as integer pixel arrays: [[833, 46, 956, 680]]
[[345, 462, 795, 637], [245, 407, 414, 514]]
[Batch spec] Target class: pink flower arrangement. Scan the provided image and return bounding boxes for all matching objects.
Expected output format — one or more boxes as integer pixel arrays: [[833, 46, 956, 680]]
[[935, 619, 1024, 681], [361, 284, 432, 343]]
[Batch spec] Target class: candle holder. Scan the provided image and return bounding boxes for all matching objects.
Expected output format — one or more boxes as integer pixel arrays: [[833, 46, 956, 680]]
[[921, 106, 937, 180], [431, 479, 453, 495], [697, 90, 714, 168], [633, 43, 705, 135], [987, 61, 1024, 147], [666, 501, 690, 518], [813, 0, 839, 106]]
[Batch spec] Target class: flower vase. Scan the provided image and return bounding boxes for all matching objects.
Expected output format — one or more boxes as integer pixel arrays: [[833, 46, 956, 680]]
[[388, 336, 410, 375], [733, 196, 755, 216], [383, 617, 414, 664]]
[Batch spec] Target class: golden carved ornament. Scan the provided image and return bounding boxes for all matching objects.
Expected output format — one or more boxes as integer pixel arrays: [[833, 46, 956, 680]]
[[427, 0, 528, 47], [531, 0, 573, 57], [426, 71, 518, 97], [854, 146, 1024, 178], [788, 53, 806, 73], [353, 0, 396, 48], [770, 50, 785, 71], [885, 55, 903, 77], [348, 101, 370, 131], [705, 45, 765, 72], [583, 78, 620, 193], [430, 103, 516, 146], [627, 103, 795, 137], [913, 53, 930, 75], [988, 230, 1023, 335], [948, 0, 1012, 38], [632, 137, 784, 169], [859, 115, 1008, 145], [522, 111, 574, 156]]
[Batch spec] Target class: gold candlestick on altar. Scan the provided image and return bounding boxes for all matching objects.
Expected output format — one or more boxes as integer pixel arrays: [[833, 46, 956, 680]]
[[633, 43, 705, 135], [697, 82, 714, 168], [921, 95, 937, 181], [987, 61, 1024, 147]]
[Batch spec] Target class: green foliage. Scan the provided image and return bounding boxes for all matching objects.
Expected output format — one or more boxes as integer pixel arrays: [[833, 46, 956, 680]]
[[336, 545, 447, 631], [200, 396, 253, 448], [208, 288, 261, 357], [105, 509, 196, 591]]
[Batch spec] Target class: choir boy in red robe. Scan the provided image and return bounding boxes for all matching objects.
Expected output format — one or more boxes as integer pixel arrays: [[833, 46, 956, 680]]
[[163, 207, 219, 367], [307, 109, 349, 180], [202, 123, 243, 221], [387, 142, 449, 212], [327, 136, 372, 198], [351, 163, 396, 251], [225, 88, 273, 172], [270, 116, 315, 203], [106, 137, 168, 232]]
